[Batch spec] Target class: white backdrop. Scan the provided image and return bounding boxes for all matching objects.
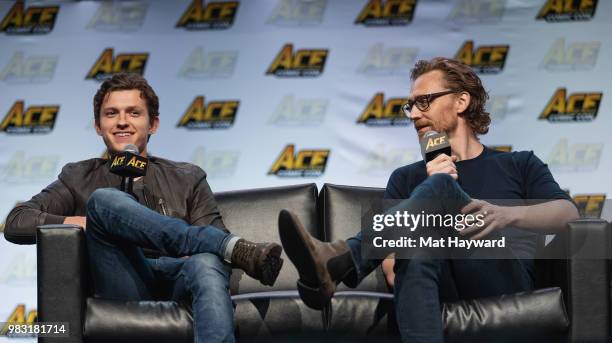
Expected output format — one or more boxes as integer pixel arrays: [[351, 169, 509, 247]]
[[0, 0, 610, 338]]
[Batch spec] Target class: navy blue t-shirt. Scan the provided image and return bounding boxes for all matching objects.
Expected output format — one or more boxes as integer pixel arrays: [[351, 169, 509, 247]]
[[383, 146, 572, 259]]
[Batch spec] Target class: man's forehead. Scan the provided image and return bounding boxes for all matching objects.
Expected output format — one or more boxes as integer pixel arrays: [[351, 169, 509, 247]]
[[102, 90, 145, 107], [409, 70, 446, 96]]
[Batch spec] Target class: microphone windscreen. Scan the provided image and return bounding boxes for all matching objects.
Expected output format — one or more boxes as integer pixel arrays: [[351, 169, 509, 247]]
[[124, 144, 139, 154]]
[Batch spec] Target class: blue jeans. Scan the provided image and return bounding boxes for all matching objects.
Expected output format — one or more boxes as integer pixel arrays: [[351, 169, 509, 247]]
[[85, 188, 235, 343], [346, 174, 534, 343]]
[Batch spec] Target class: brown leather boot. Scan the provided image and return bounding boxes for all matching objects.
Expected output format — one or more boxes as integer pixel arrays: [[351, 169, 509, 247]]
[[231, 239, 283, 286], [278, 209, 358, 310]]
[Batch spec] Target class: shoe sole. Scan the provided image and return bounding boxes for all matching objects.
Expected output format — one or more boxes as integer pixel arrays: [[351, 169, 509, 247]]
[[278, 209, 329, 310], [259, 244, 284, 287]]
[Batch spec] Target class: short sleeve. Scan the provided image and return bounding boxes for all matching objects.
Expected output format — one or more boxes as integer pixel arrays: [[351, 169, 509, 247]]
[[518, 151, 572, 201]]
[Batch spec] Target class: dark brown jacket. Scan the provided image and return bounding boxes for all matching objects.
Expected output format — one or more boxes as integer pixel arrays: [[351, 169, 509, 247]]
[[4, 156, 226, 245]]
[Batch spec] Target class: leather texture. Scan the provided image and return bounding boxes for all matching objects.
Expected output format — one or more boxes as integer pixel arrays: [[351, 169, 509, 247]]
[[443, 287, 568, 342], [37, 226, 88, 343], [84, 298, 192, 343], [34, 184, 610, 342], [215, 183, 319, 294], [7, 156, 226, 245]]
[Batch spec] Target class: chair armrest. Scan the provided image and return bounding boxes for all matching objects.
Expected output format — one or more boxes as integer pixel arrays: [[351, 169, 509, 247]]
[[37, 225, 87, 343], [566, 219, 609, 343]]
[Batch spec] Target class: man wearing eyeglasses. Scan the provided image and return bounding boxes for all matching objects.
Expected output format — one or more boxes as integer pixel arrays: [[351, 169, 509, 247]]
[[278, 57, 579, 342]]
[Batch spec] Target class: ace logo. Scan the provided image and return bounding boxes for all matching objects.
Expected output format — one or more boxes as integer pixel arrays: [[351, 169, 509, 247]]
[[267, 0, 327, 26], [268, 95, 328, 126], [547, 138, 602, 172], [539, 88, 602, 122], [0, 51, 58, 83], [572, 194, 606, 218], [355, 0, 417, 26], [455, 40, 509, 74], [0, 2, 59, 35], [540, 38, 600, 71], [447, 0, 505, 23], [269, 144, 330, 177], [357, 93, 409, 126], [176, 0, 239, 30], [87, 2, 148, 31], [0, 101, 59, 134], [178, 47, 238, 79], [537, 0, 597, 22], [86, 48, 148, 81], [177, 96, 239, 129], [357, 44, 417, 75], [266, 44, 328, 77], [0, 305, 37, 336]]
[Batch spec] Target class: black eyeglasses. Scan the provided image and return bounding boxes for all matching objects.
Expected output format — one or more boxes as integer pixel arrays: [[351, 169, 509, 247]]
[[402, 90, 459, 116]]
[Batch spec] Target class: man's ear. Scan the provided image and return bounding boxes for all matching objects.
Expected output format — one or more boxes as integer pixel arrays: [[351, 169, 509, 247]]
[[94, 120, 102, 136], [149, 115, 160, 135], [456, 91, 471, 114]]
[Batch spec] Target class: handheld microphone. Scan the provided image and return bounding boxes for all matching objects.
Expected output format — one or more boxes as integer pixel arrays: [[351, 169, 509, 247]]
[[420, 130, 451, 163], [109, 144, 148, 197]]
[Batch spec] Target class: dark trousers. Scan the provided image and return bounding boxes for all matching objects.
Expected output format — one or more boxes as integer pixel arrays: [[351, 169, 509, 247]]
[[347, 174, 534, 342]]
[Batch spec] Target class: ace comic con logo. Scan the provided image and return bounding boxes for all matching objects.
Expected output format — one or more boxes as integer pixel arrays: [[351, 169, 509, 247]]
[[86, 48, 149, 81], [539, 88, 602, 122], [176, 0, 239, 30], [0, 151, 59, 183], [357, 93, 409, 126], [177, 96, 239, 129], [0, 51, 58, 83], [178, 47, 238, 79], [267, 44, 328, 77], [268, 95, 328, 126], [0, 2, 58, 34], [540, 38, 600, 71], [536, 0, 597, 22], [357, 44, 418, 76], [447, 0, 505, 24], [355, 0, 417, 26], [0, 101, 58, 134], [267, 0, 327, 26], [269, 144, 330, 177], [87, 1, 148, 32], [455, 41, 509, 74]]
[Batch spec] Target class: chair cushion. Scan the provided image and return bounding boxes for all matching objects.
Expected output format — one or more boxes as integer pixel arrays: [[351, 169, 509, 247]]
[[215, 183, 319, 294], [84, 291, 324, 343], [327, 287, 568, 342], [233, 291, 324, 338], [444, 287, 569, 341], [84, 298, 192, 343]]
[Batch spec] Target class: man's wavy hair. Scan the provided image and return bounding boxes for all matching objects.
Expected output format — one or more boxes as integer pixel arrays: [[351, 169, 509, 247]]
[[93, 73, 159, 125], [410, 57, 491, 135]]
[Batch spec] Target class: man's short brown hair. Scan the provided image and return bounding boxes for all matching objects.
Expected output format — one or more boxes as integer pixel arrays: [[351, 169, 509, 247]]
[[410, 57, 491, 135], [93, 73, 159, 125]]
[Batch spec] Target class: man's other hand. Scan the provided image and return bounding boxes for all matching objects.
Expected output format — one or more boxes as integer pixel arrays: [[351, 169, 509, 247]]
[[64, 216, 87, 230], [426, 153, 458, 180], [381, 253, 396, 288]]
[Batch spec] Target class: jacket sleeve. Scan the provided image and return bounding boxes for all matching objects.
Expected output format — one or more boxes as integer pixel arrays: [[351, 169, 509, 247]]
[[4, 177, 76, 244], [188, 169, 227, 232]]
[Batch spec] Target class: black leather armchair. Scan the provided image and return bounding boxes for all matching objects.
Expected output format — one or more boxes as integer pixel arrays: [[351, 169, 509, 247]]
[[36, 183, 610, 342]]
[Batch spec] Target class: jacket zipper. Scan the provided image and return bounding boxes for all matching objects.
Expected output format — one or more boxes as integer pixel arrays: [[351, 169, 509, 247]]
[[159, 198, 169, 216]]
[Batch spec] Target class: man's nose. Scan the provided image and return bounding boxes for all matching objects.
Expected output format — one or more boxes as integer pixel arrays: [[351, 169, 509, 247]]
[[409, 108, 422, 122], [116, 112, 129, 127]]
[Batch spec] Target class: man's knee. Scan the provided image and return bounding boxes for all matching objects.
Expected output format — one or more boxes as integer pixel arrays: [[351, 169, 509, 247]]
[[422, 173, 457, 195], [87, 188, 132, 217], [87, 188, 118, 218], [182, 253, 231, 285]]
